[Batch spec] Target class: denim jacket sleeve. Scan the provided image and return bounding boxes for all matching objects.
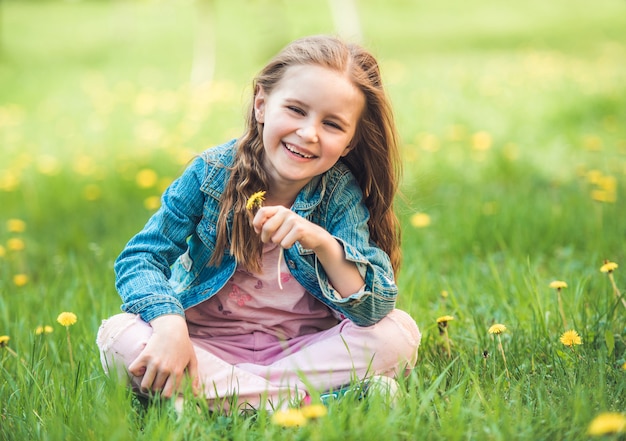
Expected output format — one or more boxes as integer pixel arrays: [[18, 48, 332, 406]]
[[290, 163, 398, 326], [114, 156, 208, 323]]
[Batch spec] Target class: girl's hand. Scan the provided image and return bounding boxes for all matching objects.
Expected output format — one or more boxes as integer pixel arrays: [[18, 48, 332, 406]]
[[252, 205, 365, 296], [128, 314, 198, 398], [252, 205, 327, 251]]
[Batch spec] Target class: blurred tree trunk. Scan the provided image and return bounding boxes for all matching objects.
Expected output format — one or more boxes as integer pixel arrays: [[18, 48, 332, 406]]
[[190, 0, 216, 88], [328, 0, 362, 42], [0, 0, 3, 58]]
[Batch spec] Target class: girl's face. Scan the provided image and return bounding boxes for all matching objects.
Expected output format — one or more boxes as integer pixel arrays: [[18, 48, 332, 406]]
[[254, 64, 364, 195]]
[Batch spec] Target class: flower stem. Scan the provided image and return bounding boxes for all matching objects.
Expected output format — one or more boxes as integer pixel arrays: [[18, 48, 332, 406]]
[[3, 345, 29, 367], [608, 273, 626, 310], [66, 327, 75, 370], [557, 289, 568, 328], [443, 329, 451, 359], [277, 247, 284, 290], [497, 334, 510, 379]]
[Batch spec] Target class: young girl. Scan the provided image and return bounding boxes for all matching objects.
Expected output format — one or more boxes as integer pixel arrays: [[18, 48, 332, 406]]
[[97, 35, 421, 411]]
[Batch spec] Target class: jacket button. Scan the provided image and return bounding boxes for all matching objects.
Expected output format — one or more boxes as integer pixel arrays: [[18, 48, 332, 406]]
[[287, 260, 296, 269]]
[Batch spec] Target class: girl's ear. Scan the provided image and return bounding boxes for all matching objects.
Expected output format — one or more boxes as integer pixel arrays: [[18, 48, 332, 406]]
[[254, 87, 266, 123], [340, 141, 355, 157]]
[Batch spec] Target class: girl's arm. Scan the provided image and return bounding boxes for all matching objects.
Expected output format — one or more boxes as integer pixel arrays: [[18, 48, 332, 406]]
[[114, 156, 209, 395], [114, 156, 207, 322]]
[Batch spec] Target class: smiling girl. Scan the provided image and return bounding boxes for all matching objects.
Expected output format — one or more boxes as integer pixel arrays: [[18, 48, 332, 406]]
[[97, 35, 421, 412]]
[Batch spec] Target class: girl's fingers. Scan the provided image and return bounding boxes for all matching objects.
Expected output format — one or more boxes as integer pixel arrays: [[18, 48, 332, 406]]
[[188, 355, 200, 395], [138, 364, 156, 392], [129, 356, 147, 377]]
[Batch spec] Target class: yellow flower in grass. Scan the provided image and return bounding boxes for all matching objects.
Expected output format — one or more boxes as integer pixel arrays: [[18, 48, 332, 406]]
[[436, 315, 454, 324], [437, 315, 454, 358], [410, 212, 431, 228], [271, 408, 308, 427], [136, 168, 158, 189], [246, 191, 266, 211], [549, 280, 567, 289], [300, 404, 327, 419], [600, 261, 618, 273], [587, 412, 626, 436], [144, 196, 161, 211], [35, 325, 53, 335], [7, 238, 25, 251], [488, 324, 507, 335], [0, 335, 9, 347], [57, 312, 77, 327], [559, 330, 582, 347], [57, 312, 77, 369], [13, 274, 28, 287], [7, 219, 26, 233]]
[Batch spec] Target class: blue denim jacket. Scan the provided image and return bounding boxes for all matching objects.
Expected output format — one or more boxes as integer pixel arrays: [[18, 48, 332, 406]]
[[115, 139, 398, 327]]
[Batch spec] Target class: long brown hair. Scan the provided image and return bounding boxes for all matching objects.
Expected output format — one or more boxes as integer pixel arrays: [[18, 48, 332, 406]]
[[210, 35, 402, 275]]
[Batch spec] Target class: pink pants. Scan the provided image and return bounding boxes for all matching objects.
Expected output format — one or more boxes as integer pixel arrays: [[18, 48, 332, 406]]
[[96, 309, 420, 411]]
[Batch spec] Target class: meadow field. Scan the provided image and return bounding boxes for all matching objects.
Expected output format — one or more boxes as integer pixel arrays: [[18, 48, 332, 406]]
[[1, 0, 626, 439]]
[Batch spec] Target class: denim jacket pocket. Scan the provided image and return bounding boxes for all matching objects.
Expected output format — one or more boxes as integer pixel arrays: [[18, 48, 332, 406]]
[[170, 250, 197, 293]]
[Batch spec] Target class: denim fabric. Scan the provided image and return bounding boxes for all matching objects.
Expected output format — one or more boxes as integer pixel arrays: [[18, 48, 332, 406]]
[[114, 139, 398, 326]]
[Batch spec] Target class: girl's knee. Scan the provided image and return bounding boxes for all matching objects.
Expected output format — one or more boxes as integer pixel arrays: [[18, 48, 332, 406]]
[[385, 309, 422, 351], [96, 313, 150, 376], [352, 309, 421, 369], [96, 313, 138, 352]]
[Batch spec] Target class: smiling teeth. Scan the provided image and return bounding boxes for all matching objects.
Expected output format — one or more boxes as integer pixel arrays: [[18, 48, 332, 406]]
[[285, 143, 315, 158]]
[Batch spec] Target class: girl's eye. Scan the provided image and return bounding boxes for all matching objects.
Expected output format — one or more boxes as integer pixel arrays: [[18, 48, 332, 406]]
[[287, 106, 305, 115], [324, 121, 342, 131]]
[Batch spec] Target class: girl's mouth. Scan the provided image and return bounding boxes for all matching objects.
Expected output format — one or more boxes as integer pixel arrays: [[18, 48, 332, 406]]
[[284, 142, 316, 159]]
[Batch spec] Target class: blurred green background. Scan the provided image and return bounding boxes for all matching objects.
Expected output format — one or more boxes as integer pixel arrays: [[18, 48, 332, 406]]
[[1, 1, 626, 439]]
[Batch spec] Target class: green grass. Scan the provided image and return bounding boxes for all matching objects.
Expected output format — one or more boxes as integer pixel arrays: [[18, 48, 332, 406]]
[[1, 0, 626, 439]]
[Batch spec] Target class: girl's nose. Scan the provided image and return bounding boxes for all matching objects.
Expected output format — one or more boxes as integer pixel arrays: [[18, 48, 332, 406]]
[[296, 125, 319, 143]]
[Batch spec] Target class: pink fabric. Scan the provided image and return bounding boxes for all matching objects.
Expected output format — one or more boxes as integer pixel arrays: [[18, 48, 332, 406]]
[[97, 308, 420, 411], [97, 242, 421, 411], [185, 243, 337, 340]]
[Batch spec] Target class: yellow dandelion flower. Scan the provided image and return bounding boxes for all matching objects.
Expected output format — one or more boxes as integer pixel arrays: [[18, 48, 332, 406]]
[[13, 274, 28, 287], [599, 175, 617, 192], [144, 196, 161, 211], [83, 184, 102, 201], [440, 290, 449, 299], [136, 169, 159, 189], [586, 169, 603, 184], [549, 280, 567, 289], [246, 191, 266, 211], [35, 325, 53, 335], [57, 312, 77, 327], [300, 404, 327, 419], [0, 335, 9, 347], [0, 245, 5, 258], [587, 412, 626, 436], [559, 330, 582, 347], [7, 238, 25, 251], [591, 189, 616, 203], [271, 408, 308, 427], [410, 212, 431, 228], [472, 131, 492, 151], [622, 362, 626, 371], [436, 315, 454, 324], [7, 218, 26, 233], [488, 324, 507, 335], [600, 261, 618, 273]]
